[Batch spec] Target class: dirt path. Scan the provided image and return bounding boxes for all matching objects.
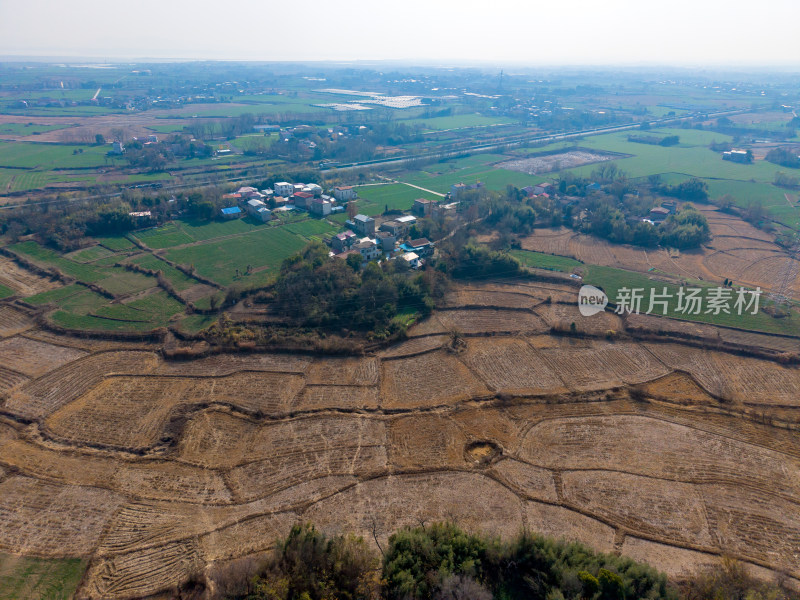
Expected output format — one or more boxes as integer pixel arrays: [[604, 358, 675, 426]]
[[377, 175, 446, 198]]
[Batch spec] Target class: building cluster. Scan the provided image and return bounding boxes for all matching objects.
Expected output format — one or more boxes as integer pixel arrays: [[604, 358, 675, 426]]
[[217, 179, 438, 268]]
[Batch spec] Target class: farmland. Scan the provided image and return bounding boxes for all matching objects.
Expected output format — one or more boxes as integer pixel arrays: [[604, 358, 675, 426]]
[[1, 274, 800, 597]]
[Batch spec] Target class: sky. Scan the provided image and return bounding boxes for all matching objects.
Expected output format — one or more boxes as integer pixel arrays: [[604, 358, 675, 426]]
[[1, 0, 798, 66]]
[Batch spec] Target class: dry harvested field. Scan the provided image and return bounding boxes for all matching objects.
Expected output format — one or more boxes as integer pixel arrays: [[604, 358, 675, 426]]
[[1, 296, 800, 597], [0, 256, 60, 296], [521, 207, 800, 299]]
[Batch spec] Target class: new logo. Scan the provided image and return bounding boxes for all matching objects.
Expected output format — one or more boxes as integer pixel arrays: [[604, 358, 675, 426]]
[[578, 285, 608, 317]]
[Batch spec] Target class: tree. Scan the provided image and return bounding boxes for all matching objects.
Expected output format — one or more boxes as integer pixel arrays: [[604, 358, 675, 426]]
[[95, 133, 106, 145]]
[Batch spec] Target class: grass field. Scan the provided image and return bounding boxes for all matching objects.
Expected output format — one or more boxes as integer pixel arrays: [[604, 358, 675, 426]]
[[355, 183, 441, 214], [510, 249, 583, 272], [0, 123, 71, 136], [511, 249, 800, 335], [401, 165, 547, 194], [0, 283, 15, 298], [129, 254, 198, 291], [165, 226, 308, 286], [400, 114, 514, 131], [0, 553, 86, 600], [0, 141, 110, 169]]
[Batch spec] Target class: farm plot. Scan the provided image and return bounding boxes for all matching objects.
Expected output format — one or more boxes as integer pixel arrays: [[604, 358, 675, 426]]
[[293, 385, 380, 411], [498, 150, 619, 175], [524, 502, 617, 553], [152, 352, 311, 376], [519, 414, 800, 501], [535, 339, 670, 390], [354, 183, 441, 214], [46, 372, 306, 448], [303, 472, 524, 547], [0, 306, 33, 338], [304, 356, 379, 385], [643, 343, 800, 404], [561, 471, 712, 547], [0, 256, 60, 296], [0, 336, 86, 377], [380, 350, 490, 409], [443, 287, 541, 309], [0, 476, 125, 556], [377, 334, 446, 358], [82, 540, 205, 600], [460, 337, 566, 395], [0, 553, 87, 600], [490, 460, 558, 503], [387, 414, 467, 469], [0, 367, 29, 393], [535, 302, 623, 335], [435, 308, 548, 335], [5, 351, 160, 419]]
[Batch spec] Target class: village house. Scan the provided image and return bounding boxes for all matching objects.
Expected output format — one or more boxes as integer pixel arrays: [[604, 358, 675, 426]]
[[273, 182, 294, 197], [220, 206, 242, 219], [352, 214, 376, 236], [649, 206, 670, 222], [309, 197, 331, 216], [246, 198, 267, 216], [534, 182, 553, 195], [255, 207, 272, 222], [379, 220, 405, 237], [333, 185, 357, 201], [376, 230, 396, 252], [354, 238, 381, 261], [402, 251, 422, 269], [401, 238, 434, 257], [413, 198, 438, 217], [332, 230, 357, 253], [292, 191, 313, 209]]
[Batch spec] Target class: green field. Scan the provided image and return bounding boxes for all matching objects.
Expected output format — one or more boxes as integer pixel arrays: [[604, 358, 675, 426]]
[[0, 283, 15, 299], [0, 553, 87, 600], [165, 226, 308, 287], [401, 114, 514, 131], [511, 249, 800, 335], [0, 141, 111, 169], [0, 123, 71, 136], [510, 249, 583, 272], [355, 183, 441, 214], [401, 164, 546, 194], [129, 254, 198, 291]]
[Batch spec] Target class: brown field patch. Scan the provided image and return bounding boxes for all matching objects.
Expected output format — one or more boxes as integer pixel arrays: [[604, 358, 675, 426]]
[[293, 385, 380, 411], [406, 314, 448, 337], [0, 336, 86, 377], [443, 288, 540, 309], [303, 472, 524, 547], [701, 484, 800, 576], [228, 445, 387, 503], [436, 308, 548, 335], [524, 502, 616, 553], [499, 150, 618, 175], [378, 334, 445, 358], [6, 350, 159, 420], [304, 356, 379, 385], [0, 306, 33, 338], [0, 366, 29, 394], [199, 512, 298, 563], [639, 371, 716, 405], [153, 352, 311, 376], [0, 476, 124, 556], [387, 414, 467, 469], [644, 343, 800, 404], [179, 283, 217, 303], [460, 337, 566, 395], [620, 537, 718, 579], [520, 414, 800, 500], [82, 540, 205, 600], [380, 350, 490, 409], [0, 256, 60, 296], [536, 339, 669, 390], [562, 471, 712, 547], [46, 372, 305, 448], [535, 302, 623, 335], [490, 459, 558, 503]]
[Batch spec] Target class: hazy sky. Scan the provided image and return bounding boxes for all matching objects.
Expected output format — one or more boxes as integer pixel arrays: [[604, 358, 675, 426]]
[[1, 0, 798, 65]]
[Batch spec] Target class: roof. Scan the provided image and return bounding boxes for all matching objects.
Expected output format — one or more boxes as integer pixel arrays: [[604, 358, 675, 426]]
[[311, 197, 330, 204], [354, 214, 373, 223], [221, 207, 242, 215], [246, 198, 265, 207], [222, 193, 241, 199], [257, 207, 271, 214], [336, 230, 356, 240], [275, 181, 291, 186], [414, 198, 434, 203], [354, 240, 377, 249], [294, 192, 313, 198], [376, 231, 394, 238], [396, 215, 416, 223], [408, 238, 432, 247], [402, 252, 420, 261], [650, 207, 670, 214], [335, 185, 353, 190]]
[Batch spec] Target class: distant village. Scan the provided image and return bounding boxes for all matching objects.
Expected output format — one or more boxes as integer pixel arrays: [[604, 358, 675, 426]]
[[214, 181, 443, 269]]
